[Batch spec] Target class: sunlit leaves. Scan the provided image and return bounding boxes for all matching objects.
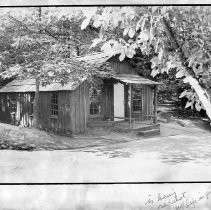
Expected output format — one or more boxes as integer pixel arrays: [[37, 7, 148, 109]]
[[179, 89, 203, 111], [175, 68, 186, 78], [81, 17, 91, 30], [89, 38, 103, 49], [128, 28, 135, 38]]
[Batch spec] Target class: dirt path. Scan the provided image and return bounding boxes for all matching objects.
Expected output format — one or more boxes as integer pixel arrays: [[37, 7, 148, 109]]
[[0, 120, 210, 151]]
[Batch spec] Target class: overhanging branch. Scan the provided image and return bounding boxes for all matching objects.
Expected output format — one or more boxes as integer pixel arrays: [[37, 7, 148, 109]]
[[161, 17, 198, 80]]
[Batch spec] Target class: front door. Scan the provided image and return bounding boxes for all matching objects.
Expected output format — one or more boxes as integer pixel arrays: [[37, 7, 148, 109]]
[[114, 83, 125, 121]]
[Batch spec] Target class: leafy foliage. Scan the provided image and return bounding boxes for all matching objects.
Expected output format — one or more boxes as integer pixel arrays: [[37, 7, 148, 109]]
[[0, 7, 105, 83], [0, 7, 114, 128], [81, 6, 211, 116]]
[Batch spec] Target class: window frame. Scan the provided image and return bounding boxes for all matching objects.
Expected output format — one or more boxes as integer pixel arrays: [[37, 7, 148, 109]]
[[132, 86, 143, 112], [90, 88, 102, 116], [51, 92, 59, 118]]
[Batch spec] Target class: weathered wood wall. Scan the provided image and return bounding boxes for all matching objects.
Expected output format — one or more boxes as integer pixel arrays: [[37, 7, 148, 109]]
[[0, 93, 34, 126], [131, 85, 154, 121], [100, 82, 155, 122], [38, 81, 89, 134], [101, 81, 114, 118], [0, 81, 89, 134], [109, 57, 137, 75]]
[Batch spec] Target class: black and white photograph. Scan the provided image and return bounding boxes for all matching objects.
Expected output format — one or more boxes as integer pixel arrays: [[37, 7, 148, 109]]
[[0, 1, 211, 209]]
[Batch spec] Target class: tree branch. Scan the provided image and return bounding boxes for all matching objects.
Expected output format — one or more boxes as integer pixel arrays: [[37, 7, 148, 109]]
[[7, 15, 60, 41], [161, 17, 198, 80]]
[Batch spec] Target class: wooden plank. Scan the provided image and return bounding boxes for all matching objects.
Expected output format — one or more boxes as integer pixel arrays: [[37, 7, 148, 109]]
[[124, 84, 128, 118], [79, 84, 83, 133], [148, 87, 152, 115], [25, 93, 28, 126], [147, 88, 150, 119], [66, 91, 72, 133], [39, 93, 43, 129], [74, 87, 79, 133], [143, 85, 147, 121], [58, 92, 62, 132], [79, 84, 82, 132], [101, 82, 114, 118], [63, 91, 67, 133], [81, 82, 85, 132], [129, 84, 132, 128], [154, 86, 158, 124], [70, 90, 75, 132], [63, 91, 71, 133], [16, 93, 20, 124], [83, 82, 87, 132], [47, 92, 51, 131], [76, 86, 80, 133], [85, 81, 90, 126], [80, 83, 85, 133], [109, 57, 137, 75]]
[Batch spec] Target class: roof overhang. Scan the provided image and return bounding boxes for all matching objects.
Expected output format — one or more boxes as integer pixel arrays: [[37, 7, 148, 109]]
[[112, 74, 160, 85], [0, 77, 87, 93], [76, 52, 111, 65]]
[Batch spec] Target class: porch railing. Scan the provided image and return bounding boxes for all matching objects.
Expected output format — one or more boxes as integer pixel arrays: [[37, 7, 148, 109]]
[[87, 114, 157, 129]]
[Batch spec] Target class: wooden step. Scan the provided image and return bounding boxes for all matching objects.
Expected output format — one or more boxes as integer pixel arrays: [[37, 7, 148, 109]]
[[138, 129, 160, 137], [87, 121, 115, 127], [134, 123, 160, 132]]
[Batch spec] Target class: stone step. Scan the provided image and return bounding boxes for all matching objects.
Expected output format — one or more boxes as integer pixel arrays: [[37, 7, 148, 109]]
[[138, 129, 160, 137]]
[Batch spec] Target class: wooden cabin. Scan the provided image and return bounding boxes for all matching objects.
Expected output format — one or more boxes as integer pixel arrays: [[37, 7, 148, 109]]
[[0, 53, 160, 135]]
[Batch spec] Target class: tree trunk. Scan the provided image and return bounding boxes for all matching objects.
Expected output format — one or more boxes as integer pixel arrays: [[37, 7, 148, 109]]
[[33, 78, 40, 128], [162, 17, 211, 121], [32, 7, 42, 129], [185, 75, 211, 120]]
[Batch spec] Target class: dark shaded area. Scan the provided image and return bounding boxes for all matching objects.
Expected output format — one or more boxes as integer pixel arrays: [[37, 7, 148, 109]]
[[0, 139, 35, 151]]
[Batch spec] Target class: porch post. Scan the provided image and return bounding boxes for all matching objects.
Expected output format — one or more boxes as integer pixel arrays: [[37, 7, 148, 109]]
[[154, 85, 158, 124], [129, 84, 132, 129], [84, 81, 87, 132]]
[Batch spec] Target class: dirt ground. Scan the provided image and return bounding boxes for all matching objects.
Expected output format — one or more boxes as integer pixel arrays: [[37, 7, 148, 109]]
[[0, 117, 210, 151]]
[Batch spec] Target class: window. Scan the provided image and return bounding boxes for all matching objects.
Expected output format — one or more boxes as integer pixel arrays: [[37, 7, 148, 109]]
[[51, 93, 58, 116], [132, 87, 142, 111], [90, 88, 101, 115]]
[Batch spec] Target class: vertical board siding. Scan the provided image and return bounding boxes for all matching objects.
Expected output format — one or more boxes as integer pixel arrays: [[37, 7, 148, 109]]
[[85, 81, 90, 127], [58, 91, 72, 134], [124, 84, 129, 118], [39, 93, 46, 130], [102, 82, 114, 118], [0, 81, 90, 134], [109, 57, 137, 75], [131, 85, 154, 122], [69, 90, 75, 132], [0, 92, 34, 127], [0, 93, 10, 123], [69, 81, 87, 133], [74, 87, 79, 133], [142, 85, 154, 118]]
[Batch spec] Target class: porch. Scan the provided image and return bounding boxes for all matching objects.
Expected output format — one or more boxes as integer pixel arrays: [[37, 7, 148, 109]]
[[87, 116, 160, 137], [87, 74, 160, 136]]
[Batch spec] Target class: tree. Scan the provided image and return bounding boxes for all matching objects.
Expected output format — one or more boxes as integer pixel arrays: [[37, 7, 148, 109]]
[[0, 7, 111, 128], [81, 6, 211, 121]]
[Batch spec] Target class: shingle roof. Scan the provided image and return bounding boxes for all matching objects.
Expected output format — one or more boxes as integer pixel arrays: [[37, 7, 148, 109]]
[[112, 74, 160, 85], [77, 53, 159, 85], [0, 78, 86, 93], [76, 52, 111, 65]]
